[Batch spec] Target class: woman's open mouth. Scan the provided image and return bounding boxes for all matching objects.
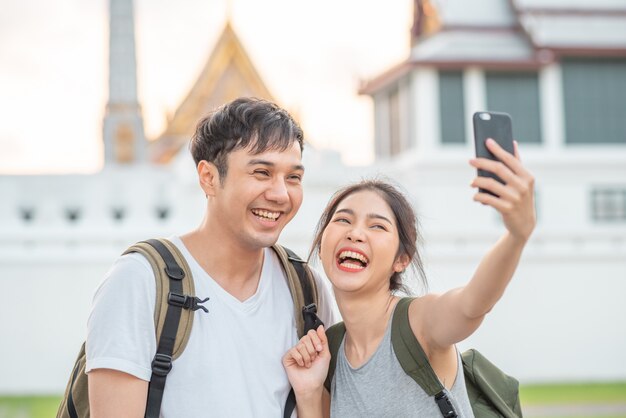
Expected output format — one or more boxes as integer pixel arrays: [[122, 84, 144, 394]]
[[336, 249, 369, 272]]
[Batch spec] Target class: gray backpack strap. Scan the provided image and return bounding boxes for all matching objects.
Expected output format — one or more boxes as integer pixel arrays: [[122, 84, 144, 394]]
[[323, 322, 347, 393], [391, 297, 458, 417]]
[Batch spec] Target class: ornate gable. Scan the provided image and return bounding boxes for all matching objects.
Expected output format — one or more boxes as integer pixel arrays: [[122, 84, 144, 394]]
[[151, 21, 275, 164]]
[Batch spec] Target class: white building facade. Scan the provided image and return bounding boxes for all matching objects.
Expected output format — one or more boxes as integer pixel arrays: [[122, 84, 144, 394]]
[[362, 0, 626, 386], [1, 0, 626, 395]]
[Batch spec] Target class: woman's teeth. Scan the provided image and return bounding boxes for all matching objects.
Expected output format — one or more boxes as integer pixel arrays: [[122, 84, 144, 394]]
[[338, 250, 369, 269], [338, 250, 368, 264]]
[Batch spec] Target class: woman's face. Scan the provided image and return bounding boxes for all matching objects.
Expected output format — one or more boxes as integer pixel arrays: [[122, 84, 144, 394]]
[[320, 190, 407, 295]]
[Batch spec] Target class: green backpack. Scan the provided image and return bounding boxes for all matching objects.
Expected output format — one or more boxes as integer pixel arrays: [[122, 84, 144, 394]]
[[57, 238, 323, 418], [325, 297, 523, 418]]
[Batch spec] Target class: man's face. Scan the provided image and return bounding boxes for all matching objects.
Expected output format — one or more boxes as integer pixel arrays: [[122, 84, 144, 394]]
[[210, 141, 304, 251]]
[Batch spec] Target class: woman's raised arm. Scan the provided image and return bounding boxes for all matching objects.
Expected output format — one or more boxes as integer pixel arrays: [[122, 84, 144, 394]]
[[416, 139, 536, 350]]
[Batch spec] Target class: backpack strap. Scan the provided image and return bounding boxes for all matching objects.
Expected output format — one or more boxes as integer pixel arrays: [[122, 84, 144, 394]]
[[391, 297, 458, 418], [323, 321, 347, 393], [124, 238, 209, 418], [272, 244, 324, 418], [271, 244, 320, 337]]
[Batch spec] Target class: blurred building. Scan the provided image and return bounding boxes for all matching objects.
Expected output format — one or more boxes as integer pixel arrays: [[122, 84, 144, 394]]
[[362, 0, 626, 385], [0, 0, 625, 395], [0, 0, 350, 394]]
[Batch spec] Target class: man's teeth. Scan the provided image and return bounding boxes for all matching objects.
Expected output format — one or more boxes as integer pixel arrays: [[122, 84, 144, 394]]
[[338, 251, 368, 264], [252, 209, 280, 220]]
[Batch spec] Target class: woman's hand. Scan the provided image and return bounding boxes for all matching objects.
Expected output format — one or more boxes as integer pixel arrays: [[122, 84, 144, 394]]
[[470, 139, 536, 243], [283, 325, 330, 398]]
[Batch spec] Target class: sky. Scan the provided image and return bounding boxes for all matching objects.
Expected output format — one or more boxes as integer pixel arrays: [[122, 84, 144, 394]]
[[0, 0, 413, 174]]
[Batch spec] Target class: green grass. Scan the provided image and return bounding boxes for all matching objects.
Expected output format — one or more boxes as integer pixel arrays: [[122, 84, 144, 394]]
[[1, 382, 626, 417], [520, 382, 626, 405], [0, 395, 61, 418]]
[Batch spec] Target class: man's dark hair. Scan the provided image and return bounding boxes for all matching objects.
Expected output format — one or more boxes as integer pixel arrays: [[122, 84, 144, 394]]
[[189, 97, 304, 182]]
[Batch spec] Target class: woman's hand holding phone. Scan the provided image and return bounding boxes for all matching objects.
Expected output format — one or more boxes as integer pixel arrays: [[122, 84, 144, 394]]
[[469, 138, 536, 243]]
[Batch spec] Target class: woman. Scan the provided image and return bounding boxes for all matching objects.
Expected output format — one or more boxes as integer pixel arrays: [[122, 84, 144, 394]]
[[283, 139, 536, 417]]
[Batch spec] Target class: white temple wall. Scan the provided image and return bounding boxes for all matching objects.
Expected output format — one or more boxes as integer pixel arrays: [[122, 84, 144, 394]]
[[1, 151, 625, 393]]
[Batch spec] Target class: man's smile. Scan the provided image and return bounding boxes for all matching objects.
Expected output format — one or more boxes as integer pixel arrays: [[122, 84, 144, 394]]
[[251, 208, 282, 221]]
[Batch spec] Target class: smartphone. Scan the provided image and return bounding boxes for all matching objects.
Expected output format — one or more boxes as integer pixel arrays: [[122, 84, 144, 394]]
[[472, 111, 515, 196]]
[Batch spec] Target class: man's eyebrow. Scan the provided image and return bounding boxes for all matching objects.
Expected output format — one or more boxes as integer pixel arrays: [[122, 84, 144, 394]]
[[247, 159, 304, 171], [247, 159, 273, 167], [334, 208, 392, 224]]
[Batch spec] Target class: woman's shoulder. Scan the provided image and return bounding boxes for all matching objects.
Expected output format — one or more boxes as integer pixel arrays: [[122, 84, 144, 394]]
[[403, 294, 448, 354], [405, 293, 441, 329]]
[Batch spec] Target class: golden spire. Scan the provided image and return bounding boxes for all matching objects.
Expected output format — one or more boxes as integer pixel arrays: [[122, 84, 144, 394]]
[[411, 0, 441, 44], [225, 0, 233, 22]]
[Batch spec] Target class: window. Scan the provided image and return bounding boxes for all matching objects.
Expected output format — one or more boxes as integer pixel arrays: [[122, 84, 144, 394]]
[[65, 208, 81, 223], [591, 188, 626, 222], [439, 71, 466, 144], [156, 206, 170, 221], [389, 88, 402, 156], [562, 59, 626, 144], [485, 72, 542, 144], [112, 207, 125, 222], [19, 207, 35, 222]]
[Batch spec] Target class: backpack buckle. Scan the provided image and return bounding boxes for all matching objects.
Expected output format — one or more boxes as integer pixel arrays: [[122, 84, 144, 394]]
[[168, 292, 210, 313], [302, 303, 324, 332], [302, 303, 318, 314], [434, 391, 458, 418], [151, 353, 173, 377]]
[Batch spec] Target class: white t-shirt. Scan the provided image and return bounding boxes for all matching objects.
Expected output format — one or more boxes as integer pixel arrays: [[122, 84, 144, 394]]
[[86, 236, 337, 418]]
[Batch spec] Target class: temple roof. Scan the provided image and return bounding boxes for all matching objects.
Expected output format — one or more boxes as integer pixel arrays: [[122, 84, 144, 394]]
[[361, 0, 626, 94], [151, 21, 275, 164]]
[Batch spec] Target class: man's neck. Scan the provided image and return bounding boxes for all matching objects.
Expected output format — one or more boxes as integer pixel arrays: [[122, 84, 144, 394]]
[[180, 227, 266, 302]]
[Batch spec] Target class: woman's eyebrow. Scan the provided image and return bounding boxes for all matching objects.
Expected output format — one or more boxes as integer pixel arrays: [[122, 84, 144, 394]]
[[368, 213, 392, 224], [335, 208, 392, 225], [335, 208, 354, 215]]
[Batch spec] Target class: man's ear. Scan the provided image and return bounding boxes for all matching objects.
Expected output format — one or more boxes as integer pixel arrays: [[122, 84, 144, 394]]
[[197, 160, 220, 197], [393, 254, 410, 273]]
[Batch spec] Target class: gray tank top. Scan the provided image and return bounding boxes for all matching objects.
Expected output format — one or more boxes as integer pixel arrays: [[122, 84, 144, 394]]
[[330, 318, 475, 418]]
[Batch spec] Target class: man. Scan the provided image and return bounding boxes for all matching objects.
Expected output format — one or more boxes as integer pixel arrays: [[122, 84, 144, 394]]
[[86, 97, 337, 417]]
